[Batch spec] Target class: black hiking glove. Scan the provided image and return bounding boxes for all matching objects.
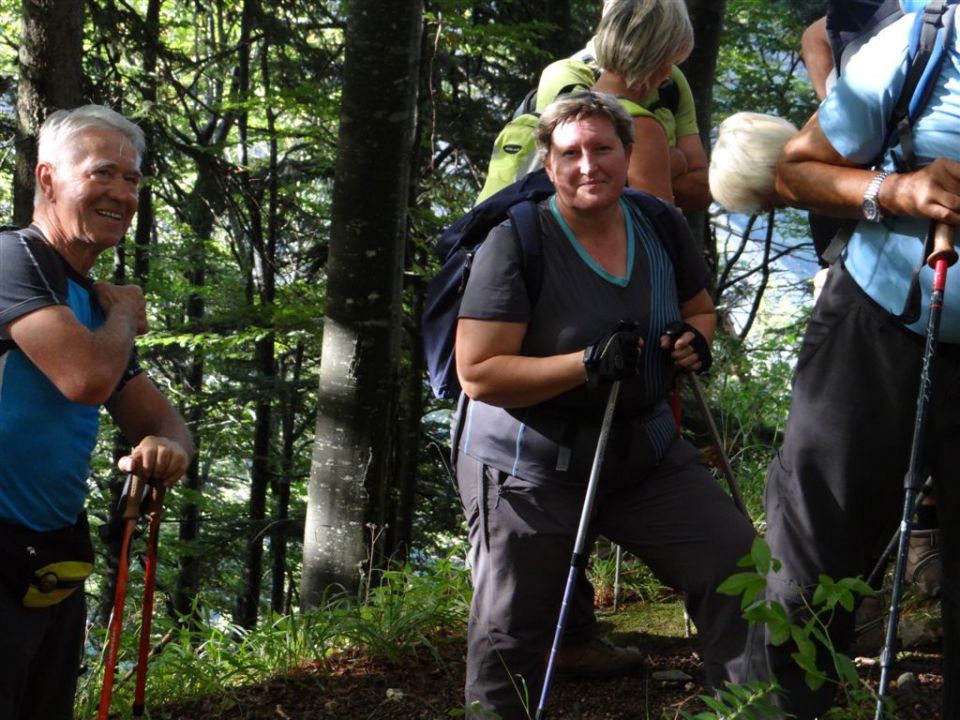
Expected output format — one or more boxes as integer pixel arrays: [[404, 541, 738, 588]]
[[583, 321, 641, 388], [663, 321, 712, 374]]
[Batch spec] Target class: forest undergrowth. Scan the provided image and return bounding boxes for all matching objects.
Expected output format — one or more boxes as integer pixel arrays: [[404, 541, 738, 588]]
[[82, 545, 944, 720]]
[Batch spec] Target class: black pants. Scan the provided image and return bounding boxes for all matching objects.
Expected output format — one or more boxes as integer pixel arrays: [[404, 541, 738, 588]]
[[0, 584, 85, 719], [458, 436, 756, 720], [757, 263, 960, 719]]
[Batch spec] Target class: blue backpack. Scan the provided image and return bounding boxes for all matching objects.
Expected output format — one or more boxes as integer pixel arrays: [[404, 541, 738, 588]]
[[422, 169, 682, 400]]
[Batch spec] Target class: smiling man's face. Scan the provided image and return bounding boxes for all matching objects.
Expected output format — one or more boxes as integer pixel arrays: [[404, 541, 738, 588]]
[[37, 126, 141, 253]]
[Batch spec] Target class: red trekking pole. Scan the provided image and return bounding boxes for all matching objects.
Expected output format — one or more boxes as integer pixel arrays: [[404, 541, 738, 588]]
[[875, 223, 957, 720], [98, 473, 147, 720], [133, 485, 165, 717]]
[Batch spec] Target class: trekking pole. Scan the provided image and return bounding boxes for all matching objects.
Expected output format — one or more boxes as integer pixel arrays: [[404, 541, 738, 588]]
[[537, 380, 620, 720], [875, 222, 956, 720], [686, 373, 748, 518], [663, 322, 748, 518], [612, 543, 623, 612], [98, 473, 148, 720], [133, 484, 166, 717]]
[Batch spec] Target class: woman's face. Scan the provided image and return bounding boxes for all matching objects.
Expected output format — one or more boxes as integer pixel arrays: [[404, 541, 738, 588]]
[[544, 114, 630, 215]]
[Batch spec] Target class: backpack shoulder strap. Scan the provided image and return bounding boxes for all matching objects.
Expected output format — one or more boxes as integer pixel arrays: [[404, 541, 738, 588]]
[[888, 0, 956, 169], [617, 97, 658, 122], [645, 78, 681, 116], [829, 0, 904, 72], [506, 199, 544, 306], [620, 190, 681, 272]]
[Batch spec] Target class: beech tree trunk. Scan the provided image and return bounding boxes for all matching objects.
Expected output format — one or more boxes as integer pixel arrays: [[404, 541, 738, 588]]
[[301, 0, 423, 609], [15, 0, 85, 225]]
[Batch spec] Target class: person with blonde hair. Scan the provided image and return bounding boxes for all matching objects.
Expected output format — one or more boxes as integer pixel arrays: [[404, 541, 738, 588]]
[[709, 112, 798, 215], [535, 0, 706, 208], [591, 0, 697, 205]]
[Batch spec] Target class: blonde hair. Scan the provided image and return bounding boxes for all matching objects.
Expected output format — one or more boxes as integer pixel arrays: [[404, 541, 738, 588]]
[[594, 0, 693, 91], [709, 112, 798, 214]]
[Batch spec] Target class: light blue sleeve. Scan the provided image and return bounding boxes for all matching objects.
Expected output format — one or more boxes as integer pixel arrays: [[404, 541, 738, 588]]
[[819, 14, 914, 166]]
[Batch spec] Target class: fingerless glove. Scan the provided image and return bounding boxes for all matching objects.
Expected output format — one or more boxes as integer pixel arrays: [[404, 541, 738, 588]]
[[583, 322, 641, 388]]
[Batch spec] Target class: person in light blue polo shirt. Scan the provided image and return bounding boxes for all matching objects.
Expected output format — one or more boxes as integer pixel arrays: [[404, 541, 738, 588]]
[[756, 7, 960, 719]]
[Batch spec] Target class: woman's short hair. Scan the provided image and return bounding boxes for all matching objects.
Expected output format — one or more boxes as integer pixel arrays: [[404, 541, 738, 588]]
[[594, 0, 693, 91], [37, 105, 146, 168], [709, 112, 798, 214], [535, 91, 635, 160]]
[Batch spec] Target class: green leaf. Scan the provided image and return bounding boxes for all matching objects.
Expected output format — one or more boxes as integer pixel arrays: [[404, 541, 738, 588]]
[[835, 653, 859, 686], [750, 536, 773, 575]]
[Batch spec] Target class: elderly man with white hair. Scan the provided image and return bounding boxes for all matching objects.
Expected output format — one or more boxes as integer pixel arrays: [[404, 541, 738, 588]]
[[0, 105, 194, 719]]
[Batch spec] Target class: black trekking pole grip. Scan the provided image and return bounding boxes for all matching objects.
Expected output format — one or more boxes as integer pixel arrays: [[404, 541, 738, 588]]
[[875, 222, 953, 720], [536, 380, 620, 720]]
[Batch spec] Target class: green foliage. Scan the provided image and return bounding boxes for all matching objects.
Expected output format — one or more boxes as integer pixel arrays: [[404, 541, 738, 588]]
[[679, 680, 782, 720], [587, 540, 667, 606], [715, 0, 819, 126], [713, 537, 884, 719], [76, 552, 472, 717]]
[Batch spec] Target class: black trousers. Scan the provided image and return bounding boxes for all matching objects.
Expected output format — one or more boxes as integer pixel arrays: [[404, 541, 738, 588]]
[[458, 436, 755, 720], [0, 584, 85, 719], [757, 263, 960, 719]]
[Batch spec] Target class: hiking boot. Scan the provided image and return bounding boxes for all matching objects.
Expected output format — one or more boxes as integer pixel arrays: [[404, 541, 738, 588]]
[[554, 637, 644, 678], [906, 528, 941, 598]]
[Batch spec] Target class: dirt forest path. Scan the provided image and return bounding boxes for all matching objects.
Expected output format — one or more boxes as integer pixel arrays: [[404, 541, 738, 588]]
[[150, 600, 944, 720]]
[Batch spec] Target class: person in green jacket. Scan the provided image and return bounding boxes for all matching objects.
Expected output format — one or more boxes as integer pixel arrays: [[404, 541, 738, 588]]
[[535, 0, 710, 211]]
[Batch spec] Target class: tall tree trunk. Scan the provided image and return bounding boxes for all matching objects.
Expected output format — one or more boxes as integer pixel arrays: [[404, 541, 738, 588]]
[[133, 0, 162, 283], [272, 342, 304, 614], [302, 0, 424, 609], [682, 0, 727, 262], [173, 293, 206, 626], [233, 0, 273, 631], [173, 158, 226, 623], [15, 0, 85, 225]]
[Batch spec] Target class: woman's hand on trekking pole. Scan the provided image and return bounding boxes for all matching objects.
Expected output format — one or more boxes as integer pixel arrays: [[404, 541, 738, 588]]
[[118, 435, 190, 488]]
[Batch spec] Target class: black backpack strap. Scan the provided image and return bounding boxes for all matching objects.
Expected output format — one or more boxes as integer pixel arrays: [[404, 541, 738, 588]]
[[646, 78, 681, 116], [506, 199, 544, 306], [828, 0, 904, 72], [821, 219, 857, 266]]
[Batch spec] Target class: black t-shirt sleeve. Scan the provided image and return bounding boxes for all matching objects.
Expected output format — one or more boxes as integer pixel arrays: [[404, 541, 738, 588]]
[[0, 231, 63, 338], [458, 220, 531, 322]]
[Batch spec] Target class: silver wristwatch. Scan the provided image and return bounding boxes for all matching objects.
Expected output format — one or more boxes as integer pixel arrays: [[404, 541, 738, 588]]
[[862, 171, 890, 221]]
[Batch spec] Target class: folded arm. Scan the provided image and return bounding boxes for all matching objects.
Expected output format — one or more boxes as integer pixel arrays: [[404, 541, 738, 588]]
[[670, 133, 711, 211], [455, 318, 589, 408], [7, 283, 145, 405], [776, 113, 960, 223]]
